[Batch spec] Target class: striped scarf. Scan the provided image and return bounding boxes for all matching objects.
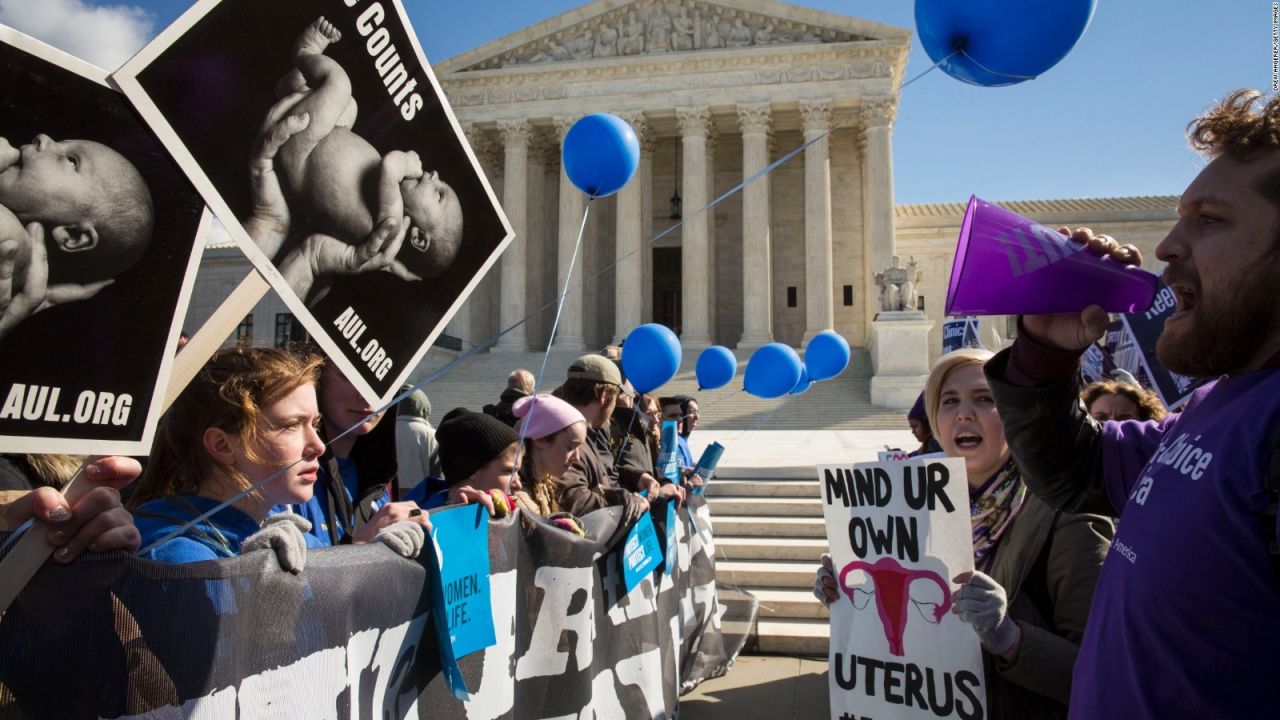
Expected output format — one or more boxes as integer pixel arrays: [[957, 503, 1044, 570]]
[[970, 457, 1026, 573]]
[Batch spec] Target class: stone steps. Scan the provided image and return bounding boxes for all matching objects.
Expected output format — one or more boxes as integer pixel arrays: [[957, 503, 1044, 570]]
[[707, 479, 820, 498], [708, 496, 823, 517], [752, 619, 830, 656], [730, 588, 829, 621], [707, 472, 835, 657], [715, 536, 829, 561], [712, 515, 827, 538], [716, 559, 822, 589]]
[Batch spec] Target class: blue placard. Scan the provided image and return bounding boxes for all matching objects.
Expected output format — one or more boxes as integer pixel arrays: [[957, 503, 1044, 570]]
[[656, 420, 681, 484], [690, 441, 724, 496], [663, 500, 677, 576], [622, 510, 663, 592], [425, 503, 496, 700]]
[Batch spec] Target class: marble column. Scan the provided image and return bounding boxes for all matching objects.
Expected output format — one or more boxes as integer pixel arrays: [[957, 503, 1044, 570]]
[[614, 112, 648, 344], [704, 125, 718, 342], [639, 129, 656, 324], [736, 102, 773, 351], [526, 131, 551, 348], [861, 97, 898, 323], [677, 106, 712, 348], [493, 119, 531, 351], [552, 115, 587, 350], [449, 124, 496, 349], [801, 98, 834, 345]]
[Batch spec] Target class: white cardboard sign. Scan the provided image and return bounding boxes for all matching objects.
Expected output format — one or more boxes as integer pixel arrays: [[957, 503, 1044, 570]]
[[820, 457, 986, 720]]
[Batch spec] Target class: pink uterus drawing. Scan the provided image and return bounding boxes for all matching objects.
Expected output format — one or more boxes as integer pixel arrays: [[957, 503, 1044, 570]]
[[839, 556, 951, 657]]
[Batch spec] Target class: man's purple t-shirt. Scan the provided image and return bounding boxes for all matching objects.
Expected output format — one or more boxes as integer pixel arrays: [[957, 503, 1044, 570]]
[[1075, 367, 1280, 717]]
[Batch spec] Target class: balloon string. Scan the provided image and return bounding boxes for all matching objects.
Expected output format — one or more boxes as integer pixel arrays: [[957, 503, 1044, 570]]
[[138, 51, 963, 555], [953, 48, 1036, 82], [613, 408, 639, 468], [514, 200, 594, 475], [899, 48, 960, 91]]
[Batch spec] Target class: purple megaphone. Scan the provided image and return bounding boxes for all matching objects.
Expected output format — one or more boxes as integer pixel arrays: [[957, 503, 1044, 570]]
[[945, 195, 1159, 316], [839, 556, 952, 657]]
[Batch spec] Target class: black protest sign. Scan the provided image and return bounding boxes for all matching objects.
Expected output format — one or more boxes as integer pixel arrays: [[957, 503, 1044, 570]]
[[820, 457, 986, 720], [113, 0, 512, 406], [1120, 281, 1209, 409], [0, 27, 205, 455], [0, 495, 753, 718]]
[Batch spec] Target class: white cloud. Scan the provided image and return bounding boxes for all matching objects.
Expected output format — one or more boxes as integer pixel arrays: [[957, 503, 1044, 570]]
[[0, 0, 155, 71]]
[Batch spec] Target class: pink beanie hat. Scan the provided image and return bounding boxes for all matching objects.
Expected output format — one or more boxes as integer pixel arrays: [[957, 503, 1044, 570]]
[[513, 393, 586, 440]]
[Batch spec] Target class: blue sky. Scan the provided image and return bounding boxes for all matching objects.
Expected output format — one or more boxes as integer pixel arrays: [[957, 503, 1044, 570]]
[[4, 0, 1270, 204]]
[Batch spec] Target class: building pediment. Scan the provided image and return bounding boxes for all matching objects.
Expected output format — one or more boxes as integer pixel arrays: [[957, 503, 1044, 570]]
[[438, 0, 910, 73]]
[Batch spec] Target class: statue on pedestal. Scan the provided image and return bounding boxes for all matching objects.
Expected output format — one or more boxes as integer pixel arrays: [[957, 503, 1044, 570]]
[[875, 255, 923, 312]]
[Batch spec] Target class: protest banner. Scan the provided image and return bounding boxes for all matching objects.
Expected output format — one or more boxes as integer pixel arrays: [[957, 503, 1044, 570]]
[[112, 0, 513, 407], [0, 495, 753, 719], [0, 27, 206, 455], [821, 457, 986, 720], [1120, 281, 1210, 409], [940, 317, 980, 355]]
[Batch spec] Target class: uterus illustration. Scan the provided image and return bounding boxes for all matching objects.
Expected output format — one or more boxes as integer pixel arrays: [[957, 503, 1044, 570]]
[[839, 556, 951, 657]]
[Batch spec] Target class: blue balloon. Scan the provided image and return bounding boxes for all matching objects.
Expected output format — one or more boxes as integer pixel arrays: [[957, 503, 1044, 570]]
[[790, 366, 812, 395], [805, 331, 851, 382], [915, 0, 1097, 87], [744, 343, 803, 400], [622, 324, 682, 394], [695, 346, 737, 391], [562, 113, 640, 198]]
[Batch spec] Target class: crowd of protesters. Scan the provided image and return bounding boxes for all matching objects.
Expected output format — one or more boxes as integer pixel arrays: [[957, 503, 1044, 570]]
[[0, 340, 698, 575], [2, 87, 1279, 719]]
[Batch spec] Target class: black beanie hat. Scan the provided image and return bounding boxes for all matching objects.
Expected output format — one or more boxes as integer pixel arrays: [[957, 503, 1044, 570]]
[[436, 408, 519, 484]]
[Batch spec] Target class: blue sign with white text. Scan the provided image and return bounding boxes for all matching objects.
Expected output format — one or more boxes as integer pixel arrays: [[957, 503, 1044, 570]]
[[623, 510, 663, 592], [426, 503, 495, 699]]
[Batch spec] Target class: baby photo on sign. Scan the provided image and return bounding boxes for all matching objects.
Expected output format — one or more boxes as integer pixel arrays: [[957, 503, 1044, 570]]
[[0, 26, 206, 455], [113, 0, 512, 406]]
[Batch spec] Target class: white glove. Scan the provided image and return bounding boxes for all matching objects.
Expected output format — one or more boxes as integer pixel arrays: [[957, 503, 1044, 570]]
[[243, 512, 311, 574], [813, 553, 838, 607], [952, 570, 1020, 655], [374, 520, 425, 559]]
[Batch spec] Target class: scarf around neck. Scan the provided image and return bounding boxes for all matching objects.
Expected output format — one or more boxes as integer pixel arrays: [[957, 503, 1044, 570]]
[[970, 457, 1026, 573]]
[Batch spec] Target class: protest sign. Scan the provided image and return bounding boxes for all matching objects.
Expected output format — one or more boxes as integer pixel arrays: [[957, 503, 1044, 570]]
[[0, 495, 751, 719], [112, 0, 513, 407], [1120, 281, 1210, 409], [658, 419, 681, 483], [690, 441, 724, 495], [1080, 344, 1106, 384], [623, 510, 663, 592], [877, 449, 911, 462], [941, 317, 980, 355], [821, 457, 986, 720], [426, 503, 495, 700], [0, 27, 206, 455]]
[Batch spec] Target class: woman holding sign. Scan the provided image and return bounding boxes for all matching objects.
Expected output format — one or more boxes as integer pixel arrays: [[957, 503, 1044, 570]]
[[818, 348, 1113, 718]]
